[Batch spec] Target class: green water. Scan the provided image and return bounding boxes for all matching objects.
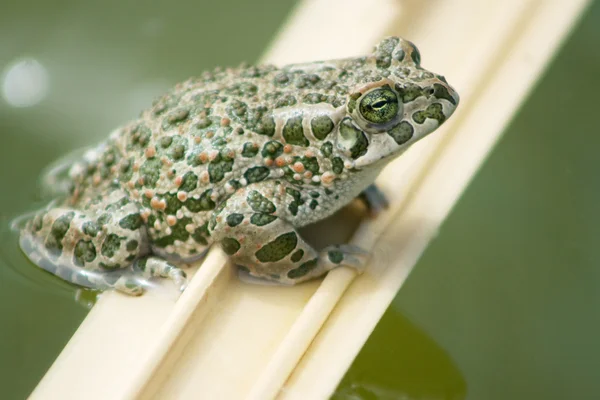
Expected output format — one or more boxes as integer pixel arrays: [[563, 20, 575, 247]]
[[336, 1, 600, 399], [1, 0, 598, 399]]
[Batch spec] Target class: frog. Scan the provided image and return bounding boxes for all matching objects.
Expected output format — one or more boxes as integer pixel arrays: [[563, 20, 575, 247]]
[[19, 37, 459, 295]]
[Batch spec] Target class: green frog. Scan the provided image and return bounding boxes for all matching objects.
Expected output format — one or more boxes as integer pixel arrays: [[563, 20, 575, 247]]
[[19, 37, 459, 295]]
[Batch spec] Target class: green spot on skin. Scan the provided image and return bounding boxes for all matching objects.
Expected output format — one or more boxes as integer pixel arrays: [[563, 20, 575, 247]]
[[255, 232, 298, 263], [328, 250, 344, 264], [119, 213, 143, 230], [126, 240, 139, 252], [309, 200, 318, 210], [140, 158, 162, 187], [332, 157, 344, 174], [82, 221, 100, 237], [432, 83, 457, 105], [208, 154, 234, 183], [191, 223, 209, 245], [294, 156, 319, 174], [350, 131, 369, 159], [73, 240, 96, 266], [222, 237, 241, 255], [413, 103, 446, 125], [396, 83, 424, 103], [282, 114, 309, 146], [256, 114, 276, 137], [160, 136, 173, 148], [311, 115, 334, 140], [250, 213, 277, 226], [163, 106, 190, 128], [226, 213, 244, 227], [247, 190, 276, 213], [387, 121, 414, 145], [287, 258, 318, 279], [261, 141, 283, 159], [321, 142, 333, 158], [185, 189, 216, 212], [161, 193, 183, 214], [290, 249, 304, 263], [288, 202, 298, 216], [179, 171, 198, 192], [101, 234, 123, 258], [244, 166, 270, 184], [153, 217, 192, 248], [242, 142, 259, 157], [44, 212, 75, 255]]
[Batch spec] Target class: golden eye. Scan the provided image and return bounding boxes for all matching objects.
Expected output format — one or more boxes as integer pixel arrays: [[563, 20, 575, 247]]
[[358, 85, 399, 124]]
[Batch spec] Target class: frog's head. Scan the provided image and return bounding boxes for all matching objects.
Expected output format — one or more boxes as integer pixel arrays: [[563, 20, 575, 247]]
[[338, 37, 459, 168]]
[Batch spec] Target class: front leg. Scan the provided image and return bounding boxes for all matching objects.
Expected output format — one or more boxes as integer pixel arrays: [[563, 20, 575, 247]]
[[208, 186, 368, 284]]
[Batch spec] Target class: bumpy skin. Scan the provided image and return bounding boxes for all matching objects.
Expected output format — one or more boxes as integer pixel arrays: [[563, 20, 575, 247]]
[[20, 37, 459, 295]]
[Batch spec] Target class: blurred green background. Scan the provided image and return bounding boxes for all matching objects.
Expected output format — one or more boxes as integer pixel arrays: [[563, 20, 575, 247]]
[[0, 0, 598, 399]]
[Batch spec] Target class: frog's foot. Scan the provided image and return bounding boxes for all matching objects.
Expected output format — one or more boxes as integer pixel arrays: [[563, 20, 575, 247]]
[[319, 244, 370, 273], [134, 256, 188, 292], [359, 184, 389, 217]]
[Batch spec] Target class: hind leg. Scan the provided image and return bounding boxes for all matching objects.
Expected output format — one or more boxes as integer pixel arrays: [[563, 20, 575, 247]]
[[20, 195, 187, 295]]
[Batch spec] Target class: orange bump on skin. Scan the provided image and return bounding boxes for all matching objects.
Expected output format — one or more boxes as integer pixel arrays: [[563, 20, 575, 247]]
[[321, 171, 335, 184], [200, 171, 210, 184], [283, 144, 293, 153], [275, 157, 287, 167], [304, 150, 315, 158], [194, 136, 202, 144], [292, 162, 305, 173], [304, 171, 313, 179], [177, 191, 188, 202], [221, 117, 231, 127], [127, 181, 135, 189], [206, 131, 214, 138], [238, 236, 246, 243], [174, 176, 183, 186], [92, 174, 102, 186], [185, 224, 195, 233], [264, 158, 274, 167], [150, 197, 166, 210], [145, 146, 156, 158], [110, 165, 118, 174], [138, 177, 145, 186], [166, 215, 177, 226], [132, 162, 140, 172], [199, 152, 209, 163]]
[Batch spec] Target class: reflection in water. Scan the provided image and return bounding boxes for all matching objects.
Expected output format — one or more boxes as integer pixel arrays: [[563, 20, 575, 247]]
[[1, 58, 49, 107], [333, 309, 466, 400]]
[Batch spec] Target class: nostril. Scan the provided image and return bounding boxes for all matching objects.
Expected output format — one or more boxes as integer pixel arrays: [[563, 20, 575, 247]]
[[426, 88, 435, 96]]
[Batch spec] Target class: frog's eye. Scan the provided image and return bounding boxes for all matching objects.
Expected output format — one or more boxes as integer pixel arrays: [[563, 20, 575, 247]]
[[358, 85, 399, 124]]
